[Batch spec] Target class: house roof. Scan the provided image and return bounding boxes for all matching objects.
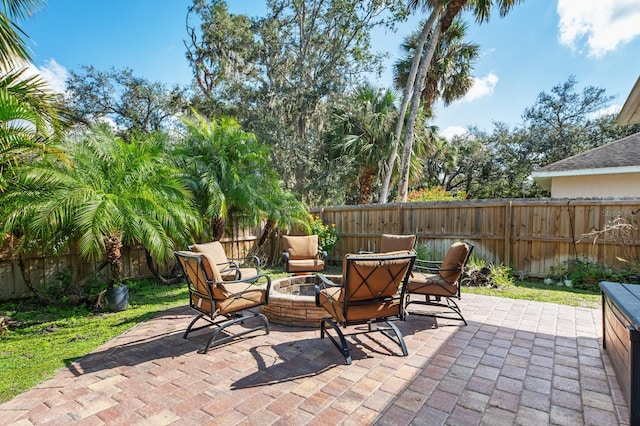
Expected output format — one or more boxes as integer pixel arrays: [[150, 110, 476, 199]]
[[531, 131, 640, 189], [618, 76, 640, 125]]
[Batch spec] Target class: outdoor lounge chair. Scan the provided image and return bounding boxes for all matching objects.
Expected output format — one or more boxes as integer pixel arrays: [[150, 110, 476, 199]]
[[315, 251, 416, 364], [405, 242, 474, 325], [174, 251, 271, 353], [191, 241, 261, 281], [362, 233, 417, 253], [281, 234, 327, 274]]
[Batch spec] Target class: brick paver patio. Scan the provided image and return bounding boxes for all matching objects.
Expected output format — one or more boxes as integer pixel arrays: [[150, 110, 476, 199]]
[[0, 293, 628, 425]]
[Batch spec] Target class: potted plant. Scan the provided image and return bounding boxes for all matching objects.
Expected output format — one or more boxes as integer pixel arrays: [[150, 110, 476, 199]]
[[105, 282, 129, 311]]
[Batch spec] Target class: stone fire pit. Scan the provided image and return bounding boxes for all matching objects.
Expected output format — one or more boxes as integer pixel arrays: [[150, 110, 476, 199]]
[[261, 274, 341, 327]]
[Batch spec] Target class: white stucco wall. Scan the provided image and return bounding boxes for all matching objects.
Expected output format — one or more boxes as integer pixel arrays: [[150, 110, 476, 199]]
[[551, 173, 640, 198]]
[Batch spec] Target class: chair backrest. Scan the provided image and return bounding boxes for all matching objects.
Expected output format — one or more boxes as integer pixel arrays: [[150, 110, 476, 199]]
[[192, 241, 229, 266], [439, 242, 472, 285], [379, 234, 416, 253], [175, 251, 226, 314], [175, 251, 224, 285], [281, 235, 319, 259], [342, 251, 415, 308]]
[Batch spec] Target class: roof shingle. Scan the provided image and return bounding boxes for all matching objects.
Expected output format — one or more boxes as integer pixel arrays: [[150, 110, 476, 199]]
[[535, 131, 640, 173]]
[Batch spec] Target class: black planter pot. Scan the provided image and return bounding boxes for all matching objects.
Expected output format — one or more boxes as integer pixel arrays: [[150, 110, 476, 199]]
[[105, 285, 129, 311]]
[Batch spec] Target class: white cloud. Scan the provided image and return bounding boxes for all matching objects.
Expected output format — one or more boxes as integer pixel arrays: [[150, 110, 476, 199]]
[[588, 104, 622, 119], [37, 59, 68, 94], [455, 73, 499, 104], [440, 126, 468, 140], [557, 0, 640, 58], [17, 58, 68, 94]]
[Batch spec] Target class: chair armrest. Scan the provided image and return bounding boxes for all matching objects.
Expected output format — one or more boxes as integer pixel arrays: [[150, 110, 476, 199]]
[[228, 255, 261, 272], [211, 273, 272, 303], [315, 274, 342, 306], [413, 258, 441, 274]]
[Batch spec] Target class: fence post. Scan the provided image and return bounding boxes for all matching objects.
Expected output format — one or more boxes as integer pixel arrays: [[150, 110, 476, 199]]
[[504, 201, 512, 267]]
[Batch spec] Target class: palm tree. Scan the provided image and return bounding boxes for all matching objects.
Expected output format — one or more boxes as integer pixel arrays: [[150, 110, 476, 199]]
[[175, 111, 308, 243], [0, 69, 68, 189], [0, 1, 69, 190], [390, 0, 523, 203], [394, 19, 479, 115], [379, 0, 443, 204], [0, 0, 45, 69], [327, 84, 398, 204], [1, 126, 200, 286]]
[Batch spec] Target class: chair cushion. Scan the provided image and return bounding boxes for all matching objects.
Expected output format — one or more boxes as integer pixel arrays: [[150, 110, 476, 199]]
[[287, 259, 325, 272], [193, 241, 229, 265], [379, 234, 416, 253], [236, 267, 259, 280], [282, 235, 319, 259], [318, 287, 401, 322], [345, 300, 401, 322], [213, 282, 267, 315], [440, 242, 469, 284], [407, 271, 458, 297], [198, 253, 224, 283]]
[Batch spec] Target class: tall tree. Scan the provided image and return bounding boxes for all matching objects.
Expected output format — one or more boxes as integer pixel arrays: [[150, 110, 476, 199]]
[[522, 75, 614, 166], [393, 0, 522, 203], [185, 0, 408, 203], [449, 78, 640, 199], [65, 66, 187, 137]]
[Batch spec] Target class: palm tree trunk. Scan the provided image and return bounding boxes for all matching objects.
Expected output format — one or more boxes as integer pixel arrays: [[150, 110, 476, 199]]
[[440, 0, 468, 33], [212, 217, 226, 241], [379, 6, 442, 204], [257, 218, 276, 248], [105, 232, 123, 286], [358, 168, 376, 204], [397, 10, 445, 202]]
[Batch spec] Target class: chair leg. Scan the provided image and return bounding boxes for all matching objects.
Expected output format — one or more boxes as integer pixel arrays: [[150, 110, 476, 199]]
[[199, 312, 270, 354], [374, 320, 408, 357], [321, 318, 352, 365], [406, 296, 467, 326], [183, 313, 205, 339]]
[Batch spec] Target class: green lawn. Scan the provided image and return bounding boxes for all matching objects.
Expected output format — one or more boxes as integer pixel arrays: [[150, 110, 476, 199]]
[[464, 280, 601, 309], [0, 270, 601, 403]]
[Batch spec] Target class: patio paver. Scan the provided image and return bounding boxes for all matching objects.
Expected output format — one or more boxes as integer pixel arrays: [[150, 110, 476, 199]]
[[0, 293, 629, 425]]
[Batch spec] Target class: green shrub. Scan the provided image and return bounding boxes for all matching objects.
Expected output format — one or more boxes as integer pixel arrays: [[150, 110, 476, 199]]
[[544, 256, 639, 292], [407, 186, 466, 202], [310, 216, 339, 254]]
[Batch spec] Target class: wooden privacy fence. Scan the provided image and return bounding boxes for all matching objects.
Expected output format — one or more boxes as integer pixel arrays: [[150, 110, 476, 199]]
[[2, 198, 640, 300], [311, 199, 640, 279], [0, 227, 263, 300]]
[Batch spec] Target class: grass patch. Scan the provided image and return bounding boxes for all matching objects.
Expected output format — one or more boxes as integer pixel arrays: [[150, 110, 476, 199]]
[[464, 280, 601, 309], [0, 268, 601, 403]]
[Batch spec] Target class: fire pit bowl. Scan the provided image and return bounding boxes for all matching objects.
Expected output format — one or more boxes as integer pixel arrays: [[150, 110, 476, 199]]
[[261, 274, 341, 327]]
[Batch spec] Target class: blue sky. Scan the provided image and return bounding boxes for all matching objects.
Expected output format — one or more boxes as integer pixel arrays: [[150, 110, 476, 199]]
[[21, 0, 640, 138]]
